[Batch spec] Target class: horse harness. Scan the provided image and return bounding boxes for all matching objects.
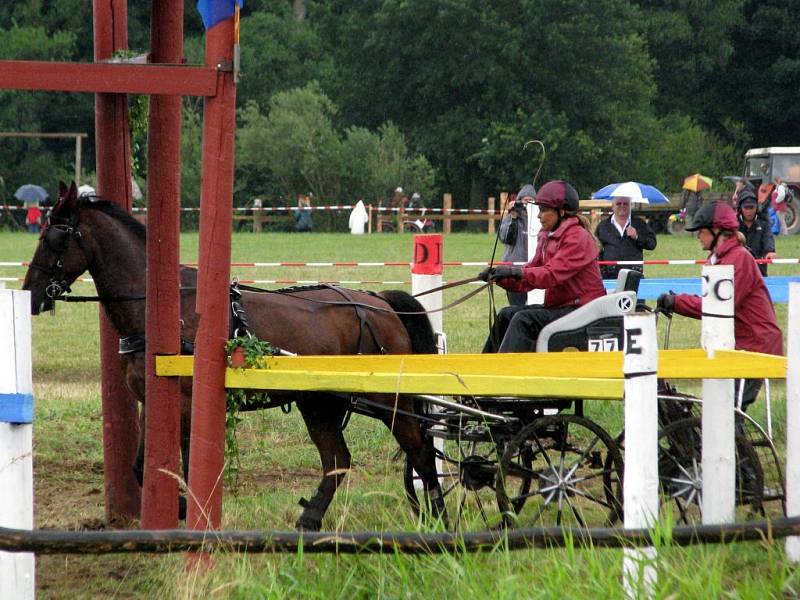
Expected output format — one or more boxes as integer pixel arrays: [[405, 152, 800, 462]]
[[28, 208, 88, 305], [30, 207, 146, 308], [119, 282, 388, 357]]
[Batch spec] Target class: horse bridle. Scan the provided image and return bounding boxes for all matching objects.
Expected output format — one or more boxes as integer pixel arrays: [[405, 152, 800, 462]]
[[28, 210, 88, 303]]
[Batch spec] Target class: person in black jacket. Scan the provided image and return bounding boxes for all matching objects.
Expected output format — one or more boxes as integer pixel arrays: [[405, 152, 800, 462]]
[[737, 190, 776, 277], [596, 196, 657, 280]]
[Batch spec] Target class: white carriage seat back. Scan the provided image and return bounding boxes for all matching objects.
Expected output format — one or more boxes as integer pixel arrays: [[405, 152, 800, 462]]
[[613, 268, 643, 294], [535, 291, 638, 352]]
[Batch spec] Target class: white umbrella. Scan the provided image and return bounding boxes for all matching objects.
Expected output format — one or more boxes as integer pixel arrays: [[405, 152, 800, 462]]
[[592, 181, 669, 204]]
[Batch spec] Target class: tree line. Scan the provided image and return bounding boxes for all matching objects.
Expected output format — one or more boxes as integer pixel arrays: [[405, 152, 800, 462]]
[[0, 0, 796, 216]]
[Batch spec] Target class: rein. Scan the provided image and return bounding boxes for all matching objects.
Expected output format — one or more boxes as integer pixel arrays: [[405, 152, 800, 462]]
[[236, 281, 491, 315]]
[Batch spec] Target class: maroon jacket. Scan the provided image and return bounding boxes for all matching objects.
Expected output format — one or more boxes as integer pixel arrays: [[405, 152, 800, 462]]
[[673, 236, 783, 356], [498, 216, 606, 308]]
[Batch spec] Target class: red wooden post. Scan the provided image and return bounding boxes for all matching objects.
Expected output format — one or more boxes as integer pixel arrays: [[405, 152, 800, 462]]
[[93, 0, 141, 522], [187, 16, 237, 532], [141, 0, 183, 529]]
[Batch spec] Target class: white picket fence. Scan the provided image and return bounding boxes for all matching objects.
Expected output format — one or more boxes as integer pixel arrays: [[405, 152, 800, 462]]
[[0, 287, 35, 599]]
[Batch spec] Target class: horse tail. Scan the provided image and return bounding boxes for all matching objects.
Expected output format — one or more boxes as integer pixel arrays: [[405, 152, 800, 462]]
[[378, 290, 437, 354]]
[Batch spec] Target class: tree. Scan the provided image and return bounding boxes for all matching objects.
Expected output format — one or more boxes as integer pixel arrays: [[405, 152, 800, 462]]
[[316, 0, 659, 203], [632, 0, 742, 121], [340, 122, 436, 203], [716, 0, 800, 146], [240, 85, 343, 201]]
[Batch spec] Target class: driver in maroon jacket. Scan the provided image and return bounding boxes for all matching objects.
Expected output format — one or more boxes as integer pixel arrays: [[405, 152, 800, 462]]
[[479, 180, 606, 353], [657, 201, 783, 411]]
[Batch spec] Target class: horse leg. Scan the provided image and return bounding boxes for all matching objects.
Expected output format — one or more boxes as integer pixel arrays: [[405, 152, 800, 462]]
[[178, 386, 192, 521], [380, 407, 447, 525], [294, 396, 352, 531], [133, 408, 146, 488]]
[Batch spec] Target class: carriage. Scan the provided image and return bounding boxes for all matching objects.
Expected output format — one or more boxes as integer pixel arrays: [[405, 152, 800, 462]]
[[403, 269, 786, 530], [22, 182, 785, 532]]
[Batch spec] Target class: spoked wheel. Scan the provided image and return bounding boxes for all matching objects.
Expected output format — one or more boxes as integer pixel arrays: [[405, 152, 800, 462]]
[[658, 417, 764, 524], [404, 428, 532, 530], [496, 415, 623, 528], [738, 411, 786, 517]]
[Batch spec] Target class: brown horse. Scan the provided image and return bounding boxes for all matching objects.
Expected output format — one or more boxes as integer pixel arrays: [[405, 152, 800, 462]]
[[23, 182, 445, 530]]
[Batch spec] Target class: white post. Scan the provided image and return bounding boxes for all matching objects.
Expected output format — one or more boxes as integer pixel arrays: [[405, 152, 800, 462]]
[[411, 234, 443, 335], [622, 313, 658, 599], [410, 235, 444, 491], [786, 283, 800, 561], [700, 264, 736, 524], [0, 289, 35, 599], [526, 203, 544, 305]]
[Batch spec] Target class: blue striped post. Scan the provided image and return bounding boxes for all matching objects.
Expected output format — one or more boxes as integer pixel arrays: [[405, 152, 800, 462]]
[[0, 288, 35, 598]]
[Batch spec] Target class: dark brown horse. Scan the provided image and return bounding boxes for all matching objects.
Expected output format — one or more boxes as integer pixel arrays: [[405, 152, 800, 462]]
[[23, 182, 445, 530]]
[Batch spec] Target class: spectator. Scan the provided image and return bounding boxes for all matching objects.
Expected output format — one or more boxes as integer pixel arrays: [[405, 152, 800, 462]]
[[596, 196, 657, 280], [478, 180, 606, 353], [737, 190, 776, 277], [680, 189, 703, 229], [25, 203, 42, 233], [293, 193, 313, 232], [731, 177, 755, 210], [771, 177, 791, 235], [498, 185, 534, 306], [657, 201, 782, 412]]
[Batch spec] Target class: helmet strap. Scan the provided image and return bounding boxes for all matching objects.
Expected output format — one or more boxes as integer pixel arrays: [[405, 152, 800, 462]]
[[709, 228, 723, 253]]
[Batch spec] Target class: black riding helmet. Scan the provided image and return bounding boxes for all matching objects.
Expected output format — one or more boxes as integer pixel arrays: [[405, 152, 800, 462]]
[[684, 201, 739, 232]]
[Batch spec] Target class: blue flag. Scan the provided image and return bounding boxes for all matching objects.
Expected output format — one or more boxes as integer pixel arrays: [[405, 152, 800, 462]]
[[196, 0, 243, 30]]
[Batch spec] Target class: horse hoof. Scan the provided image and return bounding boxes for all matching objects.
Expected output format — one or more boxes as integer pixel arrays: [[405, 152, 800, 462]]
[[178, 496, 187, 521]]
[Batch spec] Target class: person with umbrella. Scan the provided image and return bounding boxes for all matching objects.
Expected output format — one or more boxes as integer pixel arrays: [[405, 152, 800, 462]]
[[477, 180, 606, 352], [14, 184, 48, 233], [656, 201, 782, 413], [680, 173, 711, 229], [595, 195, 657, 281]]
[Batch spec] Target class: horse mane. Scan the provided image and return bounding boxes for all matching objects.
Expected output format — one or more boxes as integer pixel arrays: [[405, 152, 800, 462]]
[[78, 197, 146, 241]]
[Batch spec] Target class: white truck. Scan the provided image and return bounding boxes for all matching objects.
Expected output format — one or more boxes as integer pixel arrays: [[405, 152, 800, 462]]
[[743, 146, 800, 234]]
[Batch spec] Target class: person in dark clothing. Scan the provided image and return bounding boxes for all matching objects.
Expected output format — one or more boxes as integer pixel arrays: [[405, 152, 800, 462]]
[[596, 196, 657, 280], [478, 180, 606, 353], [498, 184, 534, 306], [736, 190, 776, 277], [293, 193, 313, 232], [680, 190, 703, 229]]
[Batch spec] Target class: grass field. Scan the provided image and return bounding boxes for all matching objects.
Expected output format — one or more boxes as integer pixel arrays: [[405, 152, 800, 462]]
[[1, 229, 800, 598]]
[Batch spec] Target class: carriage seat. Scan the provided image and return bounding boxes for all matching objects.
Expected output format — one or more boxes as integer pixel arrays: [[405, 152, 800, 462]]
[[535, 269, 641, 353]]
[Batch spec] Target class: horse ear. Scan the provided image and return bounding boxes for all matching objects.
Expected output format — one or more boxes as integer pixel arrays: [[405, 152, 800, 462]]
[[58, 181, 68, 198]]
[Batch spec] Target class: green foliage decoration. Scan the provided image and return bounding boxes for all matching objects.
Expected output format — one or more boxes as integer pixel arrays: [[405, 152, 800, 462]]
[[224, 335, 279, 487]]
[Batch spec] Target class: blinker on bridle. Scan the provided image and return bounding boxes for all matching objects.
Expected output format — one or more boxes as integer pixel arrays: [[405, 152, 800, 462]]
[[28, 210, 86, 308]]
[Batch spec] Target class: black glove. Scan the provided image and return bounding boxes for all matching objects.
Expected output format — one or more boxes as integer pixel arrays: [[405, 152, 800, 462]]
[[492, 265, 523, 280], [656, 292, 675, 313], [478, 267, 495, 282]]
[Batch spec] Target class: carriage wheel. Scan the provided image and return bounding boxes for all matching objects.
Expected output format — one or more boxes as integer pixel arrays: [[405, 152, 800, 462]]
[[737, 411, 786, 516], [404, 433, 532, 530], [658, 417, 764, 524], [496, 415, 623, 528]]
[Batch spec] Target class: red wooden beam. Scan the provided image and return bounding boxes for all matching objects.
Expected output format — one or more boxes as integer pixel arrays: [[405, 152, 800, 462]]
[[141, 0, 184, 530], [0, 60, 218, 96], [187, 15, 237, 533], [93, 0, 141, 524]]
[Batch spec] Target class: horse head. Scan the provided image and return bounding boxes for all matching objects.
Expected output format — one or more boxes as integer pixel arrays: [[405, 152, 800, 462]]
[[23, 181, 91, 314]]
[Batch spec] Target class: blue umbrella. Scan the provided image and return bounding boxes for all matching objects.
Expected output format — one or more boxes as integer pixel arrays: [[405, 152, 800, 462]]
[[591, 181, 669, 204], [14, 184, 48, 204]]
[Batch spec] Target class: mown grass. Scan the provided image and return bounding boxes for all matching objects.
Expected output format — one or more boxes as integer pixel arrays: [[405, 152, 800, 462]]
[[1, 229, 799, 598]]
